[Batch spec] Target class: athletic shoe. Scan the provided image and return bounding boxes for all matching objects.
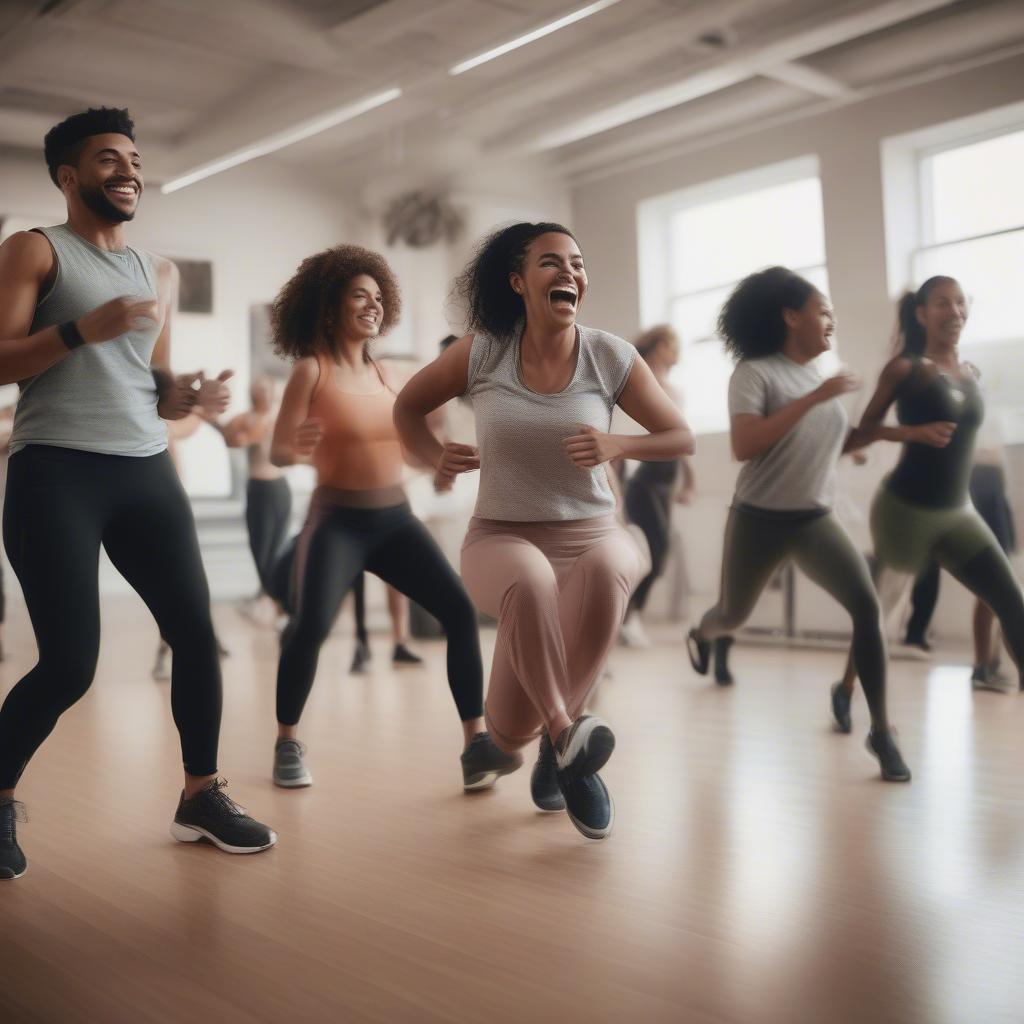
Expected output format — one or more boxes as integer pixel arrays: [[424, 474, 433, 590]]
[[830, 682, 853, 734], [170, 779, 277, 853], [530, 732, 565, 812], [865, 729, 912, 782], [557, 771, 614, 840], [273, 739, 313, 788], [970, 665, 1016, 694], [686, 628, 710, 675], [350, 639, 371, 674], [902, 632, 932, 652], [392, 643, 424, 665], [619, 618, 651, 648], [151, 643, 170, 681], [554, 716, 616, 778], [713, 636, 734, 686], [0, 799, 27, 880], [460, 733, 523, 791]]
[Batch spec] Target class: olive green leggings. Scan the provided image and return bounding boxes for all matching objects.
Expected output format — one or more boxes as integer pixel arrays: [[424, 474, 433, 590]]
[[840, 486, 1024, 692], [699, 506, 889, 729]]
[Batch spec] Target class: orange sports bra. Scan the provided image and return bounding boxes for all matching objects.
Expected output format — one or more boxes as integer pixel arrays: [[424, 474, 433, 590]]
[[308, 355, 405, 491]]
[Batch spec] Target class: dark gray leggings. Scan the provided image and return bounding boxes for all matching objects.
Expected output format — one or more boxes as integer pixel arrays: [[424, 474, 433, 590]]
[[699, 506, 889, 729]]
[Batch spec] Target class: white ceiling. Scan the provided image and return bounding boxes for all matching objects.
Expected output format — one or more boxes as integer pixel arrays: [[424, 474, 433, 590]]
[[1, 0, 1022, 197]]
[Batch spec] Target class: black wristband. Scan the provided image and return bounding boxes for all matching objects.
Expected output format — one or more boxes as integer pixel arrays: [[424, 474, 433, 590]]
[[58, 320, 86, 350]]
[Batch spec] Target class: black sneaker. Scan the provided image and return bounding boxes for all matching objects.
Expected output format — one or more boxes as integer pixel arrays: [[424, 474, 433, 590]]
[[713, 636, 734, 685], [831, 682, 853, 734], [460, 733, 523, 791], [530, 732, 565, 812], [687, 628, 710, 675], [350, 639, 371, 674], [902, 633, 931, 652], [865, 729, 912, 782], [0, 798, 27, 880], [392, 643, 424, 665], [557, 771, 614, 840], [170, 779, 277, 853]]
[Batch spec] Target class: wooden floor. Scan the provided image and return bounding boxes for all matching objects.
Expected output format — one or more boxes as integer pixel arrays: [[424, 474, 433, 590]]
[[0, 596, 1022, 1024]]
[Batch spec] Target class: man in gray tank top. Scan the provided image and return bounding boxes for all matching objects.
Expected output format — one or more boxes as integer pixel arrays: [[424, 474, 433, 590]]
[[0, 107, 276, 880]]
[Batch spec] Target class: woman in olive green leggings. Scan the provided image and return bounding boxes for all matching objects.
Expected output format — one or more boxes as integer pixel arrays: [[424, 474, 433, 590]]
[[832, 276, 1024, 731], [686, 266, 911, 782]]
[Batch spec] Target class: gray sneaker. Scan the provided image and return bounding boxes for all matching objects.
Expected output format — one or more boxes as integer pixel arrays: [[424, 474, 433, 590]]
[[273, 739, 313, 788], [970, 665, 1016, 694]]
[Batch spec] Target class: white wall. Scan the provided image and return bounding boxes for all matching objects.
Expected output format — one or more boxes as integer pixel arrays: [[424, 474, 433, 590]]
[[570, 54, 1024, 644]]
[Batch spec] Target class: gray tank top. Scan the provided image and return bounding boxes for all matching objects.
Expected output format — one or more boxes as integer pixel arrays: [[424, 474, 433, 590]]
[[10, 223, 168, 457], [466, 324, 637, 521]]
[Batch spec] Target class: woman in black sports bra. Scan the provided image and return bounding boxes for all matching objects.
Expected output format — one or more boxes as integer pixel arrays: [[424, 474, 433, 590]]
[[830, 276, 1024, 733]]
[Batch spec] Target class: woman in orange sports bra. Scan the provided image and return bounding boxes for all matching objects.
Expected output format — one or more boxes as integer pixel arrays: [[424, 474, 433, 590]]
[[268, 244, 520, 792]]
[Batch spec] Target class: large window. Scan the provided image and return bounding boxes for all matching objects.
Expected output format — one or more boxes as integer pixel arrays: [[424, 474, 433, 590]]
[[914, 127, 1024, 346], [638, 158, 831, 434]]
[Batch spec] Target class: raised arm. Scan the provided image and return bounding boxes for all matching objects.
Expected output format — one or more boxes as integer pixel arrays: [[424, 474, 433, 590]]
[[843, 356, 955, 453], [270, 357, 321, 467]]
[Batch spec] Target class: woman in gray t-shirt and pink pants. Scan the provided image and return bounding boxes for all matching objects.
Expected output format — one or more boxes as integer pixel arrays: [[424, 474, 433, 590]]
[[395, 223, 693, 840], [685, 267, 911, 783]]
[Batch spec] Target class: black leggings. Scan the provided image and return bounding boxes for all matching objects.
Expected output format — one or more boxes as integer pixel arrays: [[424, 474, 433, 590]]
[[625, 477, 673, 613], [0, 445, 221, 787], [276, 494, 482, 725], [246, 477, 292, 595]]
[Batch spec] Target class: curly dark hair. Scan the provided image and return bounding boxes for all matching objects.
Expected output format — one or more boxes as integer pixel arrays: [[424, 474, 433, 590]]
[[454, 222, 580, 339], [896, 275, 959, 357], [272, 245, 402, 361], [44, 107, 135, 187], [718, 266, 818, 361]]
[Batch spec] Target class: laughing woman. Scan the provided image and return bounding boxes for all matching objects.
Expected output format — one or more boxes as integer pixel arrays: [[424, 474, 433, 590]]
[[395, 222, 693, 840]]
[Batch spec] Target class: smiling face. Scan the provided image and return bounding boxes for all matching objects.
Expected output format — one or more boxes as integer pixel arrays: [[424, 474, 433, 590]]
[[917, 278, 968, 346], [334, 274, 383, 345], [60, 133, 143, 224], [783, 290, 835, 360], [509, 231, 587, 333]]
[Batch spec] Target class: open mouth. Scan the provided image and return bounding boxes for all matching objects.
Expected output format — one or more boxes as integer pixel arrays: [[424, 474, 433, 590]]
[[105, 181, 139, 199], [549, 288, 577, 310], [357, 314, 379, 327]]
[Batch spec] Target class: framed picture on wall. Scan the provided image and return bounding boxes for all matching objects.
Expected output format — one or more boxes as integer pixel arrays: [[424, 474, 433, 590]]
[[170, 258, 213, 313]]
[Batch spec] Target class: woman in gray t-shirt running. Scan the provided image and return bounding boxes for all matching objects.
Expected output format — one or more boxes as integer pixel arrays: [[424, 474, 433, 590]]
[[685, 266, 910, 782], [395, 222, 693, 840]]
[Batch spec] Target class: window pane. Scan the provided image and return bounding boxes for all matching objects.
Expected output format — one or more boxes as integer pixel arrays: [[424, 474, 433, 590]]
[[914, 230, 1024, 345], [669, 177, 826, 294], [925, 129, 1024, 243]]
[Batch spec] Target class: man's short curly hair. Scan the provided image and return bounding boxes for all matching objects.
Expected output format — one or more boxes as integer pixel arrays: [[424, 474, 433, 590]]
[[272, 245, 402, 361], [44, 107, 135, 187]]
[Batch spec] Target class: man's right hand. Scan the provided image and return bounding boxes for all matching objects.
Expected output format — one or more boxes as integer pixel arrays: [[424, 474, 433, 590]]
[[76, 295, 159, 343]]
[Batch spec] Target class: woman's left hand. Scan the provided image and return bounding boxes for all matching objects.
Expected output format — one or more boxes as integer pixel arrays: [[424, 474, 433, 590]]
[[564, 426, 622, 468]]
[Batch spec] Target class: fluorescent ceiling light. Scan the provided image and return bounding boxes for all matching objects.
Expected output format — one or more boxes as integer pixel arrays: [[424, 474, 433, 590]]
[[449, 0, 623, 76], [161, 87, 402, 193]]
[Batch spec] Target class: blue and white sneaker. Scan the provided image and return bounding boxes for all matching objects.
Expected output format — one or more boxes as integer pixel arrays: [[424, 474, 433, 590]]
[[531, 732, 565, 812], [555, 716, 616, 840]]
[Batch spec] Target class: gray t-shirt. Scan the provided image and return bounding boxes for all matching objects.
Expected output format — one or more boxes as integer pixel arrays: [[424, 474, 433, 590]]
[[10, 223, 167, 457], [467, 324, 637, 521], [729, 353, 847, 511]]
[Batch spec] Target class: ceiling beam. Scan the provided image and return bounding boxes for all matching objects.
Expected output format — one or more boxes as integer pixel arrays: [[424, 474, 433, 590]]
[[512, 0, 957, 152], [760, 60, 856, 99]]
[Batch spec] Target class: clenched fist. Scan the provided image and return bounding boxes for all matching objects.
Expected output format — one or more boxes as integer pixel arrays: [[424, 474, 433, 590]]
[[77, 295, 160, 343]]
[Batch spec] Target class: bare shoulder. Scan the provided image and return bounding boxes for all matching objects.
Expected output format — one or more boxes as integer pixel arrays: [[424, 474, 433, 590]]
[[0, 230, 54, 279]]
